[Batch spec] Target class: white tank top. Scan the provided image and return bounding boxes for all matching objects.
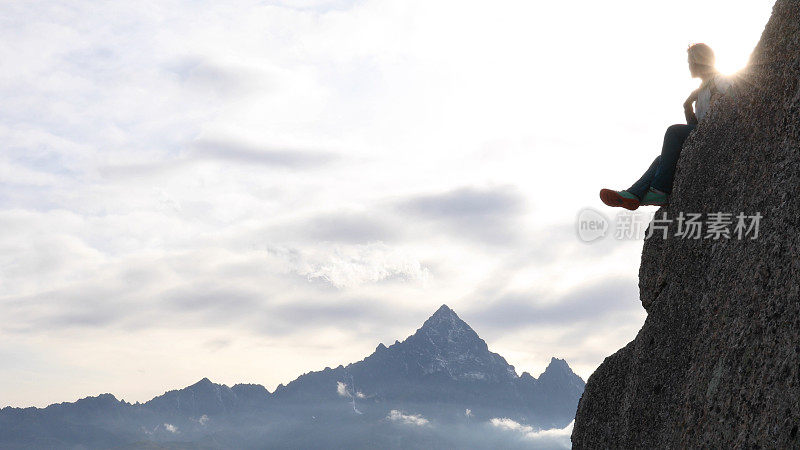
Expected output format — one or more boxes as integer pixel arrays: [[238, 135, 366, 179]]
[[695, 73, 733, 122]]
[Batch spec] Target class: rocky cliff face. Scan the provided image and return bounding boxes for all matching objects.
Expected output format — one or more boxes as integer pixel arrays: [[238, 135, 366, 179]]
[[572, 1, 800, 447]]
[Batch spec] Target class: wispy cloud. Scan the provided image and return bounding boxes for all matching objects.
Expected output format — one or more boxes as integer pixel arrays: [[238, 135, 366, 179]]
[[387, 410, 430, 427], [472, 277, 640, 329], [336, 381, 365, 399], [191, 138, 340, 169], [263, 209, 401, 245], [291, 242, 431, 288], [490, 418, 572, 447], [395, 186, 528, 246]]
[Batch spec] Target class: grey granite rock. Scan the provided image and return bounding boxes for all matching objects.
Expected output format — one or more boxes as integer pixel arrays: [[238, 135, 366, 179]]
[[572, 1, 800, 447]]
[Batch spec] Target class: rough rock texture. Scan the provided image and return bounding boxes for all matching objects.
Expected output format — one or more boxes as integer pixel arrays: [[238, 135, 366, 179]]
[[572, 1, 800, 447]]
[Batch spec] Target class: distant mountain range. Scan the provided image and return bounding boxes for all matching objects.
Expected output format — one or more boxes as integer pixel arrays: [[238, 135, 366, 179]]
[[0, 305, 584, 449]]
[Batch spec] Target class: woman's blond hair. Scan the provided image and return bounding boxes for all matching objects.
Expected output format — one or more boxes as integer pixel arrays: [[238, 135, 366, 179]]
[[687, 43, 716, 71]]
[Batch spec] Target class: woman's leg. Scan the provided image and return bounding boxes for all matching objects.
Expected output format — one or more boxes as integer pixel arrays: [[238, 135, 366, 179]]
[[627, 156, 661, 200], [650, 124, 696, 193]]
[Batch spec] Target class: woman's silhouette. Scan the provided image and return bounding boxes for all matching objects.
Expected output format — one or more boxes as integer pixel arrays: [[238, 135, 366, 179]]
[[600, 43, 732, 210]]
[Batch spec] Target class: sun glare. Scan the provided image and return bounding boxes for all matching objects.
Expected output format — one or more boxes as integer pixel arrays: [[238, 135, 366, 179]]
[[715, 47, 753, 75], [705, 2, 774, 75]]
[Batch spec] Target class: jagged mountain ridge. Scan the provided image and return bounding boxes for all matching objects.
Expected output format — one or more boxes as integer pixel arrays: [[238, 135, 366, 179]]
[[273, 305, 582, 424], [276, 304, 518, 394], [142, 378, 270, 417], [1, 304, 584, 449]]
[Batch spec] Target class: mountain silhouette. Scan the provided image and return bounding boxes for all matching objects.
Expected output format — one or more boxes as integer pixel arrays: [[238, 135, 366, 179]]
[[1, 305, 584, 449], [274, 304, 583, 425]]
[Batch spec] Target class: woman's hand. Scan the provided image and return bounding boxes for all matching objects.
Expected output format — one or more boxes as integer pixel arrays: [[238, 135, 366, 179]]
[[684, 89, 700, 125], [684, 89, 699, 107], [684, 102, 698, 125]]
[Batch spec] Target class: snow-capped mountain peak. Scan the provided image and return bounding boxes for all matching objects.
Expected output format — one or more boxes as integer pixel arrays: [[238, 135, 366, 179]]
[[367, 305, 518, 382]]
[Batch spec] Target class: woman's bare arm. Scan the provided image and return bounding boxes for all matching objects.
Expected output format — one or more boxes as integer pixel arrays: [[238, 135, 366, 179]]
[[684, 89, 700, 125]]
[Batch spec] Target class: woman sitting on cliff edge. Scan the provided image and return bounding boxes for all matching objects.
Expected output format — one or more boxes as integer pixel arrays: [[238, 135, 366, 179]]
[[600, 43, 732, 209]]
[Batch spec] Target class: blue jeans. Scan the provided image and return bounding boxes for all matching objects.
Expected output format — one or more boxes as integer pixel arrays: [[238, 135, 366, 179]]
[[627, 123, 696, 199]]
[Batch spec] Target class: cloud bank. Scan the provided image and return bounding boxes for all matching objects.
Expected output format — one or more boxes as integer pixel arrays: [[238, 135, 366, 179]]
[[0, 0, 772, 407]]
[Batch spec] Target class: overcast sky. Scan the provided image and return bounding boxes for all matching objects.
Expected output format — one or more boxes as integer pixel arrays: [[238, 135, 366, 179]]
[[1, 0, 774, 407]]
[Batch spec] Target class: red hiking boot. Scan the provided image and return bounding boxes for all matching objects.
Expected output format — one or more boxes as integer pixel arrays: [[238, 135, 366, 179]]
[[600, 189, 640, 210]]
